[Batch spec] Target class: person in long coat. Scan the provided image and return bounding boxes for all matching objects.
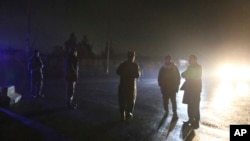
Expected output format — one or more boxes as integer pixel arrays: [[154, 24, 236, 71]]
[[65, 47, 79, 109], [116, 51, 141, 120], [181, 54, 202, 129], [28, 50, 44, 98], [158, 55, 180, 120]]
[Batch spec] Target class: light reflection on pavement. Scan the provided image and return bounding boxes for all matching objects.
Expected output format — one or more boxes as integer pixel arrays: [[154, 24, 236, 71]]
[[197, 78, 250, 141], [1, 77, 249, 141]]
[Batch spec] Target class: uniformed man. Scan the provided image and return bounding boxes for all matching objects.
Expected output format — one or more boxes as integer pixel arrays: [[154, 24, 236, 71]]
[[65, 47, 79, 109], [28, 50, 44, 98], [158, 55, 180, 120], [116, 51, 141, 120]]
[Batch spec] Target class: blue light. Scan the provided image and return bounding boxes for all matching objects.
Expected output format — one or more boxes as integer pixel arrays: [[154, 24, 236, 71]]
[[0, 49, 28, 88]]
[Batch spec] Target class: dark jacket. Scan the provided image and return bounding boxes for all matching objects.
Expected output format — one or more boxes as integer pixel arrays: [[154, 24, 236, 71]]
[[116, 60, 141, 94], [181, 64, 202, 104], [158, 62, 180, 93], [65, 54, 79, 82], [29, 55, 44, 80]]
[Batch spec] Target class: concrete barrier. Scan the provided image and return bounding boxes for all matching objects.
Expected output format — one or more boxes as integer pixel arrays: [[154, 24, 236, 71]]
[[0, 85, 22, 106]]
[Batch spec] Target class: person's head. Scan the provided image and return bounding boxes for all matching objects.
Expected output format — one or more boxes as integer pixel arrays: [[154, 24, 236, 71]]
[[165, 55, 173, 64], [33, 50, 39, 57], [127, 51, 135, 62], [69, 47, 78, 57], [188, 54, 197, 65]]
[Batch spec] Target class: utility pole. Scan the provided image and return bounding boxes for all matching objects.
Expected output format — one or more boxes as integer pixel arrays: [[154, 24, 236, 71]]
[[26, 0, 31, 59], [106, 40, 111, 75]]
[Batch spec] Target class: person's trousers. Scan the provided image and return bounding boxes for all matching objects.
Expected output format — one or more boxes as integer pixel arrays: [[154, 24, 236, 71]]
[[162, 92, 177, 115], [66, 81, 76, 105], [187, 97, 200, 123], [118, 89, 136, 115], [30, 78, 43, 97]]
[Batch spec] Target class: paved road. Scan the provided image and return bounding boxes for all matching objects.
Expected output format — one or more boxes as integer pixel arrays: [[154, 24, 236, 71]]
[[0, 77, 249, 141]]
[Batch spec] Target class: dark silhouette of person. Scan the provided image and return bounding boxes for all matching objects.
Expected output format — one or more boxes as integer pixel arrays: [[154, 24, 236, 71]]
[[116, 51, 141, 120], [65, 47, 79, 109], [181, 54, 202, 129], [28, 50, 44, 98], [158, 55, 180, 120]]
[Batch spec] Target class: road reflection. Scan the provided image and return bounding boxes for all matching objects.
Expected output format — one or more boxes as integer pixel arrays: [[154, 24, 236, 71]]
[[212, 80, 249, 110]]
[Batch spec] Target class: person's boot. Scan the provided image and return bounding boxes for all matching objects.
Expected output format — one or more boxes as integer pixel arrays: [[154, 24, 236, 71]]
[[67, 102, 78, 109], [120, 111, 126, 121], [191, 121, 199, 129], [38, 94, 45, 98], [126, 112, 133, 119], [38, 89, 44, 98], [183, 119, 192, 125]]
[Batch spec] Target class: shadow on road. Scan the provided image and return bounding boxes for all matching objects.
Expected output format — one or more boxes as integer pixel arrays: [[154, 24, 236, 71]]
[[157, 113, 168, 130], [156, 113, 179, 140], [166, 116, 178, 138]]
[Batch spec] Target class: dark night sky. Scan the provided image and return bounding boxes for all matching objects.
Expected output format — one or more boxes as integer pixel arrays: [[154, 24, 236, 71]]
[[1, 0, 250, 57]]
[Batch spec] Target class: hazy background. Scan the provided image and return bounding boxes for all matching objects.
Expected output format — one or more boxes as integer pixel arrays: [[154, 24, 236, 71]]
[[1, 0, 250, 58]]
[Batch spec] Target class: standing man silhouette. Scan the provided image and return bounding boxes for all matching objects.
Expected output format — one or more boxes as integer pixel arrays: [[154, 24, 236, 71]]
[[158, 55, 180, 120], [65, 47, 79, 109], [181, 55, 202, 129], [117, 51, 141, 120], [28, 50, 44, 98]]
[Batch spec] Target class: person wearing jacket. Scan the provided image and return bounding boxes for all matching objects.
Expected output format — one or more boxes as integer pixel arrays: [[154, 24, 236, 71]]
[[116, 51, 141, 121], [181, 54, 202, 129], [65, 47, 79, 109], [28, 50, 44, 98], [158, 55, 180, 120]]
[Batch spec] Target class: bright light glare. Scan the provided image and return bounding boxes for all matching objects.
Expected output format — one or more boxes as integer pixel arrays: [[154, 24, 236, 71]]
[[217, 64, 250, 81], [212, 81, 249, 112], [212, 64, 250, 110], [235, 82, 249, 95], [211, 81, 234, 112]]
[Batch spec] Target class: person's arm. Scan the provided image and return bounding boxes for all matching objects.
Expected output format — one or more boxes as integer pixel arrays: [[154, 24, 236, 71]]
[[158, 67, 163, 87], [71, 58, 77, 74], [175, 65, 181, 86], [135, 64, 141, 78], [39, 57, 44, 69], [181, 65, 202, 80], [116, 63, 123, 76], [181, 67, 188, 79], [198, 65, 202, 79]]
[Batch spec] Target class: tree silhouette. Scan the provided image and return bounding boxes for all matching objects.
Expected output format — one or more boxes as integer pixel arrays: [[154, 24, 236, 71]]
[[64, 32, 77, 54], [64, 33, 96, 62], [78, 35, 95, 59]]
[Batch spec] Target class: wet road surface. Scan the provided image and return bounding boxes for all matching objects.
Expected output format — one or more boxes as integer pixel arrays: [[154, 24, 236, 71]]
[[0, 77, 249, 141]]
